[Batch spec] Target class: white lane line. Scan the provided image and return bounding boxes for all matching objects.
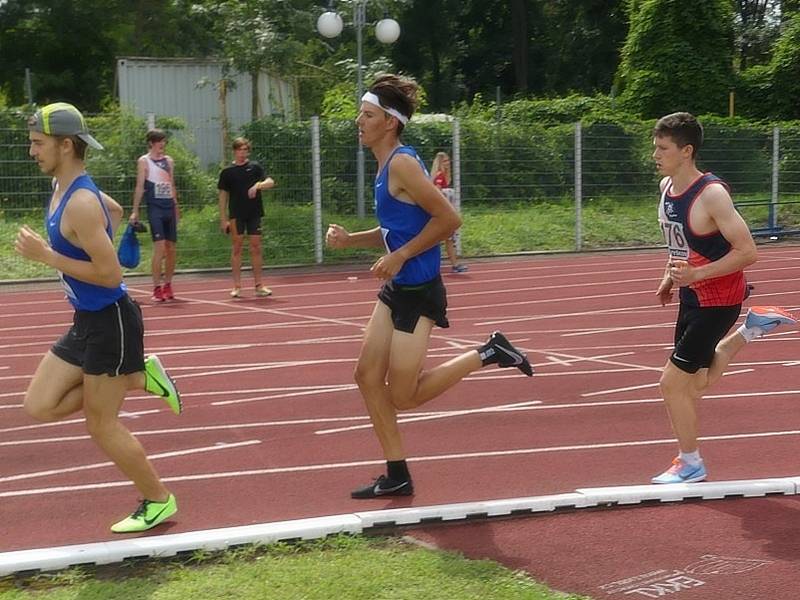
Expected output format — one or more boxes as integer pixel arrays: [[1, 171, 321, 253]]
[[315, 400, 543, 435], [530, 349, 663, 373], [5, 428, 800, 499], [476, 289, 800, 327], [0, 440, 261, 484], [171, 359, 357, 381], [538, 351, 637, 365], [0, 410, 160, 433], [7, 388, 800, 450], [211, 385, 358, 407], [477, 302, 660, 327], [561, 322, 675, 337], [546, 355, 573, 366], [580, 368, 755, 397]]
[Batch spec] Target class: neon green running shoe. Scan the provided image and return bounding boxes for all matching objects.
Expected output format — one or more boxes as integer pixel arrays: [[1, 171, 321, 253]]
[[144, 354, 182, 415], [111, 494, 177, 533]]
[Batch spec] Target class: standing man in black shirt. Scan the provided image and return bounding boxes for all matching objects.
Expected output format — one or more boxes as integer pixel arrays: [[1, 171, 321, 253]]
[[217, 137, 276, 298]]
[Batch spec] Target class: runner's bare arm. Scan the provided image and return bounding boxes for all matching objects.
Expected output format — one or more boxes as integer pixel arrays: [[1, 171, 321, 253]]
[[693, 184, 757, 281], [15, 189, 123, 287], [326, 224, 384, 249], [391, 154, 460, 257], [130, 157, 147, 223], [100, 191, 123, 235], [168, 156, 178, 203], [168, 156, 180, 219], [218, 189, 230, 232]]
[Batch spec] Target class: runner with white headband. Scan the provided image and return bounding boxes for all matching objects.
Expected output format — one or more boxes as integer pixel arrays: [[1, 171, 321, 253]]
[[326, 74, 534, 499], [361, 91, 409, 125]]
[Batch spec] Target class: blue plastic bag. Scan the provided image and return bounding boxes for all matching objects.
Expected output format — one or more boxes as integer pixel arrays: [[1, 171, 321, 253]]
[[117, 223, 141, 269]]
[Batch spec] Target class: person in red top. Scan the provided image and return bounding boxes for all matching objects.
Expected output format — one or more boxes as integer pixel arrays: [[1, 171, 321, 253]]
[[650, 112, 797, 484], [431, 151, 467, 273]]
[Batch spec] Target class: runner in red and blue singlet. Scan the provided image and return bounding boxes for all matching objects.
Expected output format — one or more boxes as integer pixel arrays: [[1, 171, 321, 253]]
[[650, 112, 797, 486]]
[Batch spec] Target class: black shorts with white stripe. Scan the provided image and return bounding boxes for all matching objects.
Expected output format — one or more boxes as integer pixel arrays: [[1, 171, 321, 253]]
[[671, 303, 741, 374], [51, 293, 146, 376]]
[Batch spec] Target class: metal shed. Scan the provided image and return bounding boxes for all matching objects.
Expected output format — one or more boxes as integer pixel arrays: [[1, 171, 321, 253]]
[[117, 57, 296, 167]]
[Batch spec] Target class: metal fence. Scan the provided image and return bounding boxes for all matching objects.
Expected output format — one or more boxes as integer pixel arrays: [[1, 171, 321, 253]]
[[2, 117, 800, 282]]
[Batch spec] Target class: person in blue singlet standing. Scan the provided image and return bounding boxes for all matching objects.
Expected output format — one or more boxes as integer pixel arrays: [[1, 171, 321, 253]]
[[15, 103, 183, 533], [326, 75, 534, 499], [130, 129, 179, 302]]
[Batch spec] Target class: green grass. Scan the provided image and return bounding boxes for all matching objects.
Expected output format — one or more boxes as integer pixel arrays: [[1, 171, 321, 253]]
[[0, 535, 590, 600], [3, 196, 800, 282]]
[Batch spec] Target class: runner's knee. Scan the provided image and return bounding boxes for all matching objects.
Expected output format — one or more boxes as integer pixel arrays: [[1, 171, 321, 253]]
[[387, 386, 417, 411], [659, 370, 683, 400], [23, 396, 58, 422], [353, 361, 383, 390], [84, 413, 117, 439]]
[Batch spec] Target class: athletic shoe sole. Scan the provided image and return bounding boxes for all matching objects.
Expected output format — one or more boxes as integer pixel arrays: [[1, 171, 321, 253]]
[[745, 306, 797, 330], [145, 355, 182, 415], [351, 478, 414, 499], [111, 495, 178, 533]]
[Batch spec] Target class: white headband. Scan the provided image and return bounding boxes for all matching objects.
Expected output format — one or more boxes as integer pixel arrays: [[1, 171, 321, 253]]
[[361, 91, 409, 125]]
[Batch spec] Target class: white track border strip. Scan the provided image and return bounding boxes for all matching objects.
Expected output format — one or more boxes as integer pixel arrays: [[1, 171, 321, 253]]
[[2, 476, 798, 576]]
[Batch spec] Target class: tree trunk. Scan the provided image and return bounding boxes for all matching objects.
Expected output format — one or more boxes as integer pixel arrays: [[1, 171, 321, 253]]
[[511, 0, 529, 92], [219, 78, 229, 168], [251, 69, 261, 120]]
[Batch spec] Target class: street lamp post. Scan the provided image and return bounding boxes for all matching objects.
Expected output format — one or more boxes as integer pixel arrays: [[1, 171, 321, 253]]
[[317, 1, 401, 218]]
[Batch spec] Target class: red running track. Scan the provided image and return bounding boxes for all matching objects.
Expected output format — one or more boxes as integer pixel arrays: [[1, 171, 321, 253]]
[[1, 247, 799, 597]]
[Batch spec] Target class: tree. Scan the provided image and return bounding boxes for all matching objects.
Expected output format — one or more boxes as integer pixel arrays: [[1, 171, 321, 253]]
[[191, 0, 316, 120], [0, 0, 218, 110], [391, 0, 626, 111], [760, 10, 800, 118], [735, 0, 781, 69], [0, 0, 121, 108], [616, 0, 735, 118], [535, 0, 627, 95]]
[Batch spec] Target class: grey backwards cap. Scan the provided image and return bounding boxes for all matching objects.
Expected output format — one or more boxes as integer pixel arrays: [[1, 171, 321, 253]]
[[28, 102, 104, 150]]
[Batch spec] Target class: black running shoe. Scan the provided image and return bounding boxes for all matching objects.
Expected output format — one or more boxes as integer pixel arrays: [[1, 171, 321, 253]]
[[485, 331, 534, 376], [351, 475, 414, 499]]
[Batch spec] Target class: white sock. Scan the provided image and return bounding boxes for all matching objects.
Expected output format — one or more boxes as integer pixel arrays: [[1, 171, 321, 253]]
[[736, 323, 763, 342], [679, 450, 702, 465]]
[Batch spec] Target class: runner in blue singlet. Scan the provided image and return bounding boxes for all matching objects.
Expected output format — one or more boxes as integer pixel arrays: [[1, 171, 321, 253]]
[[16, 103, 183, 533], [325, 74, 534, 500]]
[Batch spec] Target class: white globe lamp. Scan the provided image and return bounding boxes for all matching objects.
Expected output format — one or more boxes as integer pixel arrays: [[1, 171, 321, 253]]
[[375, 18, 401, 44], [317, 11, 344, 38]]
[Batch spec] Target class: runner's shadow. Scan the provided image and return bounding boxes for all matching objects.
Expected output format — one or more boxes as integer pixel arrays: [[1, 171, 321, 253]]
[[706, 497, 800, 561], [407, 517, 527, 572]]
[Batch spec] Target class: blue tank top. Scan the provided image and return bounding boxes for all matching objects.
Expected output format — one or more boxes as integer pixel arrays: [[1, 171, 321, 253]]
[[45, 174, 127, 311], [374, 146, 441, 285]]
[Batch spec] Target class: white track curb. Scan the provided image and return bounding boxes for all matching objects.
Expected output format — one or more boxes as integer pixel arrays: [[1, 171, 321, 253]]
[[2, 477, 797, 576]]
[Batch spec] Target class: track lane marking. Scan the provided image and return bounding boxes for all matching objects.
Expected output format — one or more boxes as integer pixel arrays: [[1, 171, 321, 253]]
[[0, 440, 261, 484], [6, 428, 800, 499]]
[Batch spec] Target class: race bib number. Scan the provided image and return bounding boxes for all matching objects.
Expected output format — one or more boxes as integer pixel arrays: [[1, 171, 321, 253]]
[[660, 220, 689, 260], [154, 181, 173, 199]]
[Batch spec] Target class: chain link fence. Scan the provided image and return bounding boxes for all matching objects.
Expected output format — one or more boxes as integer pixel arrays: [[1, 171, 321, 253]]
[[2, 113, 800, 283]]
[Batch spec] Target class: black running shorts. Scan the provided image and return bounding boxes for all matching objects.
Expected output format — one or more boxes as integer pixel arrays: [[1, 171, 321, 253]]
[[232, 215, 262, 236], [670, 303, 741, 374], [51, 294, 146, 376], [377, 275, 450, 334]]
